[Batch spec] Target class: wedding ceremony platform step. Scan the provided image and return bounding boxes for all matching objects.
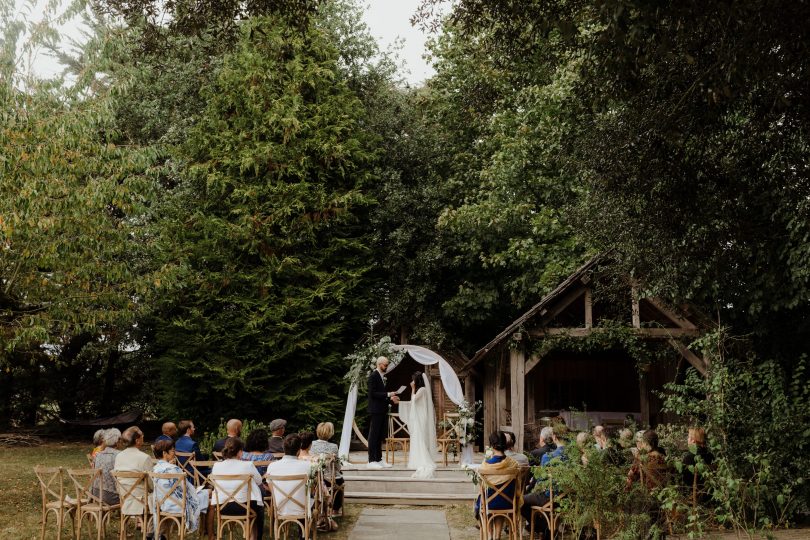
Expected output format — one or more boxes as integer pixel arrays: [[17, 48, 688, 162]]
[[343, 462, 478, 505]]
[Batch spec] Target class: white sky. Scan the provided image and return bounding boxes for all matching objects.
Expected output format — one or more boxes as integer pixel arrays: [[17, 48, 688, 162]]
[[19, 0, 440, 85]]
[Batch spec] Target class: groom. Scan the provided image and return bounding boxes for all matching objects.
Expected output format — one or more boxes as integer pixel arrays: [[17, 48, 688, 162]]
[[367, 356, 399, 468]]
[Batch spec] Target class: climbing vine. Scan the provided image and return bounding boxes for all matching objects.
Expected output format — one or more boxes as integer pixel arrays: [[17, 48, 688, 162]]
[[527, 319, 676, 373]]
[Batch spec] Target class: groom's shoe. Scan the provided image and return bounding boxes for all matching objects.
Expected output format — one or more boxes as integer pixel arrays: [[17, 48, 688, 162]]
[[367, 461, 383, 469], [381, 461, 393, 468]]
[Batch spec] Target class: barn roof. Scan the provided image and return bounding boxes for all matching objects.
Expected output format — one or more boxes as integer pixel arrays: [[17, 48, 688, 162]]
[[458, 253, 707, 375]]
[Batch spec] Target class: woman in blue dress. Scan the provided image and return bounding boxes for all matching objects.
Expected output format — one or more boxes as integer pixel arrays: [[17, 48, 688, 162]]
[[152, 439, 208, 534]]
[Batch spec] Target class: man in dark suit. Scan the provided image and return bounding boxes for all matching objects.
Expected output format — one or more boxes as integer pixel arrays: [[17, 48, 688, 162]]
[[367, 356, 399, 468]]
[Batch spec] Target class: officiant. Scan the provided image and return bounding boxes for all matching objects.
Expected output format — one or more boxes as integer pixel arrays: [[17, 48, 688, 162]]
[[367, 356, 400, 468]]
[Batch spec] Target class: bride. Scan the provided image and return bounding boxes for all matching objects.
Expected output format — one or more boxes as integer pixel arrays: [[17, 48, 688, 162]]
[[398, 371, 437, 479]]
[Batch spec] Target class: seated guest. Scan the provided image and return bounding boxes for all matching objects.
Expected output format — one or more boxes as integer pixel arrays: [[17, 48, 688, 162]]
[[593, 425, 609, 450], [311, 422, 344, 515], [175, 420, 206, 464], [267, 419, 286, 453], [155, 422, 177, 444], [90, 429, 105, 462], [541, 426, 568, 466], [529, 427, 556, 465], [474, 431, 522, 525], [210, 437, 264, 540], [240, 429, 275, 474], [92, 428, 121, 504], [627, 430, 668, 490], [114, 426, 154, 521], [297, 431, 316, 461], [681, 427, 713, 497], [576, 431, 591, 465], [607, 428, 634, 466], [152, 439, 208, 533], [521, 426, 568, 536], [213, 419, 242, 453], [265, 434, 314, 520], [504, 431, 529, 466]]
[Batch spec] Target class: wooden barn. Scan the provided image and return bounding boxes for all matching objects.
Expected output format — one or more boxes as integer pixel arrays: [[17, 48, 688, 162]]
[[457, 256, 709, 451]]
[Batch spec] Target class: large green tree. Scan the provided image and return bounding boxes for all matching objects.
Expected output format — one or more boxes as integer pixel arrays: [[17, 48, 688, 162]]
[[144, 14, 375, 427], [0, 8, 157, 425]]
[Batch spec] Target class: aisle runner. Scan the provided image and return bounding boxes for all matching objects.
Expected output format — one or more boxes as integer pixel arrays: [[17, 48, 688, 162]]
[[349, 508, 451, 540]]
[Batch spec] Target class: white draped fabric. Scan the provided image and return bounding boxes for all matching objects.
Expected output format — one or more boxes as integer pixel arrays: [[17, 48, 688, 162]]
[[338, 345, 465, 457]]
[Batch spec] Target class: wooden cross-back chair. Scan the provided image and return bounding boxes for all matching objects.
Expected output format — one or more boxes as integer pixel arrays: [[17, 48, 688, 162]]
[[477, 469, 523, 540], [528, 470, 563, 540], [212, 452, 224, 461], [111, 470, 150, 540], [437, 412, 462, 467], [174, 451, 194, 472], [34, 466, 76, 540], [86, 454, 95, 466], [385, 413, 410, 465], [151, 471, 190, 540], [322, 454, 344, 518], [266, 473, 318, 540], [209, 474, 256, 540], [188, 460, 216, 489], [66, 468, 120, 540]]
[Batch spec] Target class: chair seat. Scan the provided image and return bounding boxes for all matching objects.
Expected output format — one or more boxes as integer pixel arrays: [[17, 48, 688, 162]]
[[81, 503, 120, 512], [46, 500, 76, 510]]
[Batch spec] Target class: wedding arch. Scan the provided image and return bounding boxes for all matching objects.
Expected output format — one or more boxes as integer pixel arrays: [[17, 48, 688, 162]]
[[338, 344, 465, 456]]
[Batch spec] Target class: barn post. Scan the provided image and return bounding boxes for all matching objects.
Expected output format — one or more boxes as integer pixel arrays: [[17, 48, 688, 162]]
[[509, 335, 526, 450]]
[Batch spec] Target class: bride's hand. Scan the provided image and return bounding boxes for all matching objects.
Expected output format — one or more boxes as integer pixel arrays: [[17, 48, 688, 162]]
[[410, 381, 416, 391]]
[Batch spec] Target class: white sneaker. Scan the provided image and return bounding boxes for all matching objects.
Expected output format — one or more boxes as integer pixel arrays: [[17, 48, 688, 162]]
[[381, 461, 393, 468], [367, 461, 383, 469]]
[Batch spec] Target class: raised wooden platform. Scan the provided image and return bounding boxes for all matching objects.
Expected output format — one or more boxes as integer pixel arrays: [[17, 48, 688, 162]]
[[343, 450, 481, 506]]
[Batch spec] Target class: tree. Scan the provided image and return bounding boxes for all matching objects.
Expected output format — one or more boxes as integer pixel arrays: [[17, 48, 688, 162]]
[[144, 14, 376, 427], [0, 10, 158, 424], [417, 0, 810, 360]]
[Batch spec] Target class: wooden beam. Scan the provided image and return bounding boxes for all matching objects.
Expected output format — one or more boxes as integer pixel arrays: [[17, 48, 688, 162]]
[[643, 297, 697, 330], [525, 353, 544, 374], [526, 377, 535, 429], [483, 365, 496, 448], [639, 371, 650, 428], [584, 287, 593, 329], [536, 286, 586, 327], [632, 285, 641, 328], [464, 373, 476, 404], [668, 339, 707, 376], [510, 346, 526, 451], [529, 327, 699, 338]]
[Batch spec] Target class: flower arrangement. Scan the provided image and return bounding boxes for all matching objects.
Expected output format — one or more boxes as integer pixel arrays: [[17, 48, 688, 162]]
[[343, 334, 405, 391], [456, 399, 483, 447], [462, 463, 481, 486]]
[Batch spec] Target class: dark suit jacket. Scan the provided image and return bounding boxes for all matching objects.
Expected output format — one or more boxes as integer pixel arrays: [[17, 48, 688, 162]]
[[175, 435, 205, 462], [367, 370, 390, 415], [268, 436, 284, 453], [212, 437, 232, 453]]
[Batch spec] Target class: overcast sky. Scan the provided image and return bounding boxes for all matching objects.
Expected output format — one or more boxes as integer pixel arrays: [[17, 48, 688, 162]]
[[22, 0, 439, 85]]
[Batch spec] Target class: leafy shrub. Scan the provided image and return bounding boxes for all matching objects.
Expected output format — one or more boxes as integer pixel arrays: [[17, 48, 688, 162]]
[[662, 329, 809, 535], [199, 418, 272, 455]]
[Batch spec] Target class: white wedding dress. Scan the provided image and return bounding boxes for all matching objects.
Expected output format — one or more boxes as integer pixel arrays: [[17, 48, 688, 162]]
[[398, 374, 437, 479]]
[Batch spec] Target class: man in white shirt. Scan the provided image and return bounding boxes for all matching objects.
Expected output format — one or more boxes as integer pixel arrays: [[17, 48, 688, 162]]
[[265, 434, 313, 518]]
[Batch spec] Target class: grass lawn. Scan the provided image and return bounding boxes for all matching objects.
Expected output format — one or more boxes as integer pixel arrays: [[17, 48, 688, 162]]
[[0, 442, 88, 538], [0, 442, 364, 539]]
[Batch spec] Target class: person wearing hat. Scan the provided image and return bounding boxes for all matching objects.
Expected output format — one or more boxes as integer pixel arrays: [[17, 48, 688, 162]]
[[267, 419, 287, 453]]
